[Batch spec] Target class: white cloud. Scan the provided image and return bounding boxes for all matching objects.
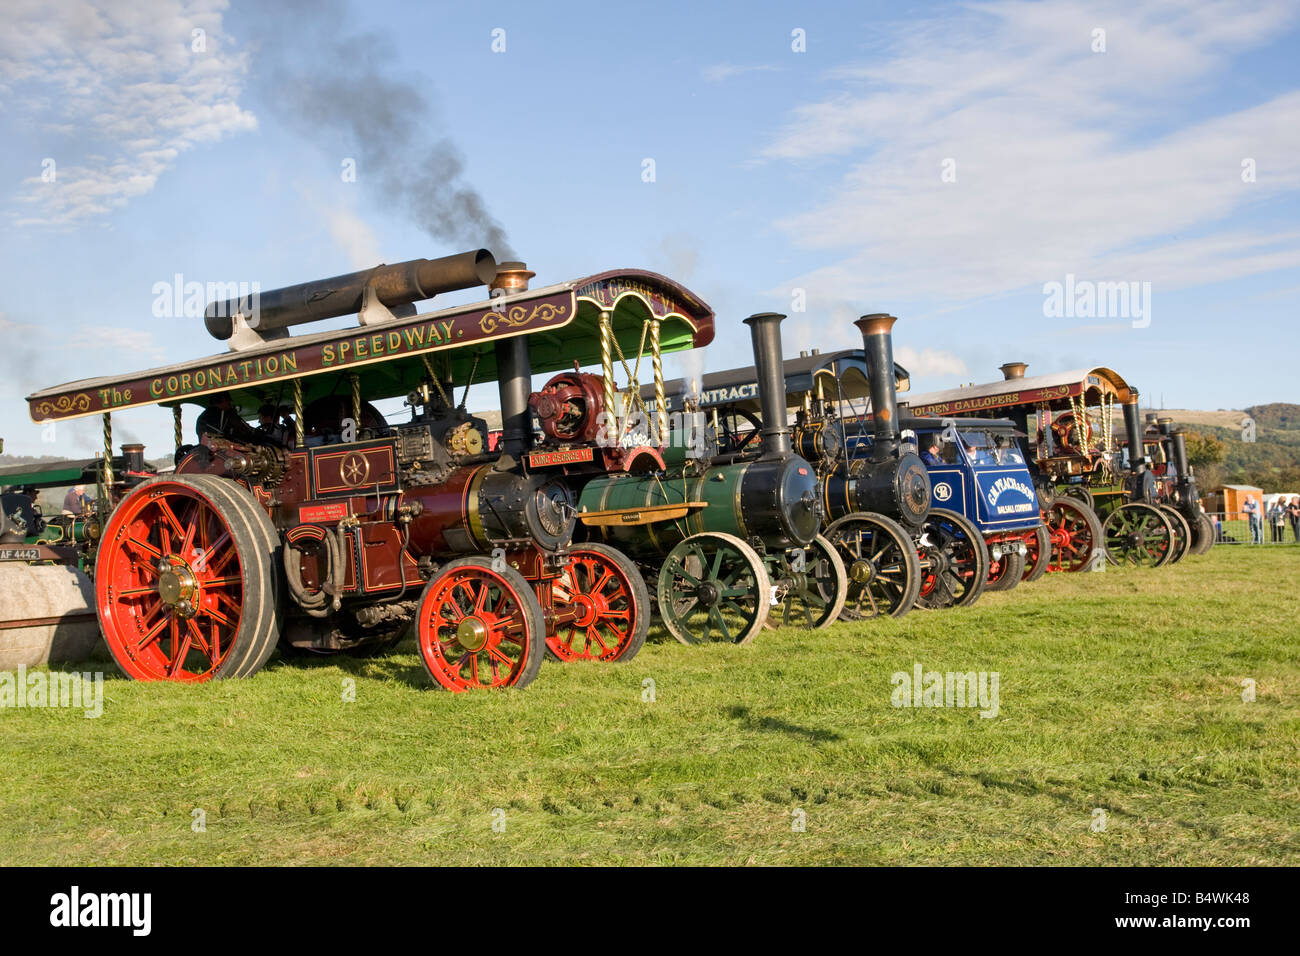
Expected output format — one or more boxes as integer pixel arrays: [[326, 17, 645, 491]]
[[895, 345, 968, 379], [762, 0, 1300, 304], [1, 0, 256, 226], [702, 63, 781, 83], [75, 326, 167, 362]]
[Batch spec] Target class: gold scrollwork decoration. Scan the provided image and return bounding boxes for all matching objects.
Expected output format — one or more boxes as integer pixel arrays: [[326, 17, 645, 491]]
[[479, 302, 568, 335], [35, 393, 92, 417]]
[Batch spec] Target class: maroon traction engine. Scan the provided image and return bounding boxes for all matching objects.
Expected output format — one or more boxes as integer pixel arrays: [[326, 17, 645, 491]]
[[25, 252, 715, 690]]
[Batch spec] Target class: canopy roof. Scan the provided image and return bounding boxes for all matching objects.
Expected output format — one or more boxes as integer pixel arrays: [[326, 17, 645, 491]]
[[27, 269, 713, 423], [640, 348, 910, 414], [0, 457, 102, 489], [903, 367, 1134, 418]]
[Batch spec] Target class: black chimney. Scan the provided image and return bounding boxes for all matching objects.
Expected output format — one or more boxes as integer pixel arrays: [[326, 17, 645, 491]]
[[492, 262, 536, 457], [1122, 391, 1144, 470], [855, 313, 902, 459], [742, 312, 793, 459]]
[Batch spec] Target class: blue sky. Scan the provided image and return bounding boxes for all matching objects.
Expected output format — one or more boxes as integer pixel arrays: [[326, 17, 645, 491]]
[[1, 0, 1297, 458]]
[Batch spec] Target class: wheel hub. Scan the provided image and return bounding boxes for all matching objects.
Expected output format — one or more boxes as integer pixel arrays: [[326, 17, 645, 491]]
[[696, 582, 721, 607], [456, 616, 490, 651], [571, 594, 599, 628], [849, 559, 875, 584], [156, 562, 197, 608]]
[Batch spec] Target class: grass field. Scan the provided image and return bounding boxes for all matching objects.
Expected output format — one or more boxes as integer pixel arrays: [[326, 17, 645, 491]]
[[4, 546, 1299, 866]]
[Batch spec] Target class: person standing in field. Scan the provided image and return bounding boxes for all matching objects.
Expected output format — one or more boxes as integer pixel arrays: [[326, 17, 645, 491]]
[[1289, 496, 1300, 544], [1268, 498, 1287, 543], [1243, 496, 1262, 544]]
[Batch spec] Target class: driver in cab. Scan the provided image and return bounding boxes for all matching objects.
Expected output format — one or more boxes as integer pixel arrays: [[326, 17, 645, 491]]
[[196, 393, 260, 445]]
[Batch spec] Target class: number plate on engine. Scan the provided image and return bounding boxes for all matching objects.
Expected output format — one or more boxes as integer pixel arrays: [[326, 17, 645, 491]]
[[527, 448, 594, 468], [0, 548, 40, 561]]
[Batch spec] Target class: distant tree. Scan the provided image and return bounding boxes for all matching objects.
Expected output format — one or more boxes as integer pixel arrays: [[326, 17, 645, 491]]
[[1184, 430, 1226, 466]]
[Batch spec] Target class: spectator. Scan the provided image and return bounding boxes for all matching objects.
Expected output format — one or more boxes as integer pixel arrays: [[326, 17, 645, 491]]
[[1289, 496, 1300, 544], [1268, 498, 1287, 543], [921, 439, 943, 466], [61, 484, 88, 515], [1243, 496, 1262, 544]]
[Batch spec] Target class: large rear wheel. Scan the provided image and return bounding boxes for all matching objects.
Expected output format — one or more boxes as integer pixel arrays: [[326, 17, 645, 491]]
[[915, 508, 989, 609], [657, 532, 770, 645], [95, 475, 281, 682], [549, 543, 650, 663], [824, 512, 921, 620], [415, 556, 546, 691]]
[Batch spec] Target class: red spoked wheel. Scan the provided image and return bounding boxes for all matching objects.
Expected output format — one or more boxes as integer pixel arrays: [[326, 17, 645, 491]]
[[549, 544, 650, 663], [96, 475, 281, 682], [984, 542, 1025, 592], [416, 556, 546, 691], [1043, 498, 1104, 572], [1021, 525, 1051, 583]]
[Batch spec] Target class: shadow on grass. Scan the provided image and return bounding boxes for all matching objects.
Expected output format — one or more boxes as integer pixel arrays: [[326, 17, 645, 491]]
[[727, 705, 844, 743]]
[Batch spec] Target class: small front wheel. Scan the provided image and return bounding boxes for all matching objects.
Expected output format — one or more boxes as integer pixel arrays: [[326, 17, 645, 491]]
[[415, 557, 546, 691], [763, 535, 848, 630], [657, 532, 771, 645], [549, 543, 650, 663]]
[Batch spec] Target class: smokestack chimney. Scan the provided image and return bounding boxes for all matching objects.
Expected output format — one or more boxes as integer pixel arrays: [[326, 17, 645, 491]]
[[742, 312, 793, 459], [122, 443, 146, 474], [1122, 391, 1144, 470], [1169, 427, 1190, 477], [492, 262, 535, 457], [855, 313, 902, 458], [999, 361, 1028, 380]]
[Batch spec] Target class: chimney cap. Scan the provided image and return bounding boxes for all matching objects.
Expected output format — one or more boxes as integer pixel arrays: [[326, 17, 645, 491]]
[[855, 313, 898, 336], [999, 361, 1028, 380], [490, 261, 534, 293]]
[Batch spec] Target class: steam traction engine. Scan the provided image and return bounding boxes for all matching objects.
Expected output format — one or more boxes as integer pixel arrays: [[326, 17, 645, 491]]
[[25, 252, 715, 689], [572, 312, 846, 645], [904, 363, 1138, 573]]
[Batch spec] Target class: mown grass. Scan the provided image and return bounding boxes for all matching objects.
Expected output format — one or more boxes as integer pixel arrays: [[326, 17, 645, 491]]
[[3, 547, 1298, 865]]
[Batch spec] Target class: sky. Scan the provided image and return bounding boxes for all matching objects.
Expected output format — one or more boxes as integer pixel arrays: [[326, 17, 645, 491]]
[[0, 0, 1297, 459]]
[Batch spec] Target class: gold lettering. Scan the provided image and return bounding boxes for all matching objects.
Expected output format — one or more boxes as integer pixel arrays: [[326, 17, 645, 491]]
[[322, 344, 335, 366]]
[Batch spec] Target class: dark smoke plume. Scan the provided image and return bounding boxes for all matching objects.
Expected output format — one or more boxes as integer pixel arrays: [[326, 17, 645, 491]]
[[247, 0, 512, 256]]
